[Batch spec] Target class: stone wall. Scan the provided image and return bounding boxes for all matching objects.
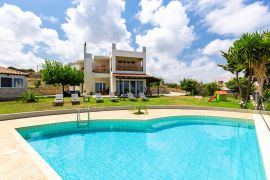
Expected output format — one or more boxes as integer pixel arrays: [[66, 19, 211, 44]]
[[0, 88, 27, 101]]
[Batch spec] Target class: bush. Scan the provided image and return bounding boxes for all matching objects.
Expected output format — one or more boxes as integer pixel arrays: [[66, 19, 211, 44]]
[[34, 80, 41, 88], [21, 91, 39, 102], [264, 89, 270, 99], [203, 82, 220, 96], [180, 79, 198, 95]]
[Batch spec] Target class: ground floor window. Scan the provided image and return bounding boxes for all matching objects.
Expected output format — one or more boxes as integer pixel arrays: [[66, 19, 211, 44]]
[[0, 77, 24, 88], [116, 80, 144, 95], [95, 82, 106, 93]]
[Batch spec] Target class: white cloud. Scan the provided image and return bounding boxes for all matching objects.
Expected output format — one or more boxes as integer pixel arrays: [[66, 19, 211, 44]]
[[186, 0, 270, 36], [137, 0, 162, 24], [203, 39, 234, 56], [61, 0, 132, 56], [0, 4, 59, 69], [0, 1, 132, 69], [205, 1, 270, 36], [42, 15, 58, 23], [136, 1, 195, 58]]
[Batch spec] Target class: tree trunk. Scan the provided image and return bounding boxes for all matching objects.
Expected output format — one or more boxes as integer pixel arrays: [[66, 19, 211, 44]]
[[235, 72, 243, 99], [62, 85, 65, 95], [245, 73, 252, 104], [256, 78, 265, 110]]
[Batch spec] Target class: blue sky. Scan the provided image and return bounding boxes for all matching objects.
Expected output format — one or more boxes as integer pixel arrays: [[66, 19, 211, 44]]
[[0, 0, 270, 82]]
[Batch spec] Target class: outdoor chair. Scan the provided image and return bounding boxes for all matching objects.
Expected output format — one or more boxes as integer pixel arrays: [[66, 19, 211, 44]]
[[110, 92, 119, 102], [71, 93, 80, 105], [139, 92, 148, 101], [53, 94, 64, 106], [95, 93, 104, 103]]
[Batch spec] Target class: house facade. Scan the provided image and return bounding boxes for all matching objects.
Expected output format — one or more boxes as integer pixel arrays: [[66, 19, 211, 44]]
[[71, 43, 158, 95], [0, 66, 28, 100]]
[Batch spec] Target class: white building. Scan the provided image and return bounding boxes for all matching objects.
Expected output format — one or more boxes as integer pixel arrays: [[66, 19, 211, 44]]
[[71, 43, 159, 95]]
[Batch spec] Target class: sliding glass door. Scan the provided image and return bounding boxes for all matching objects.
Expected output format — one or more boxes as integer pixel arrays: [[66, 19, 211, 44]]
[[116, 80, 144, 95]]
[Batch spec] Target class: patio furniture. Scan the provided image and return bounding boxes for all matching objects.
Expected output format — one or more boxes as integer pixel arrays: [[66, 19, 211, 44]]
[[127, 93, 137, 101], [110, 92, 119, 102], [53, 94, 64, 106], [71, 93, 80, 105], [95, 93, 104, 103], [119, 94, 128, 101], [139, 92, 148, 101]]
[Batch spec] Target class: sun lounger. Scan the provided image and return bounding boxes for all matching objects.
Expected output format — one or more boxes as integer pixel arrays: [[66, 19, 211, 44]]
[[127, 92, 137, 101], [139, 92, 148, 101], [53, 94, 64, 106], [71, 93, 80, 105], [95, 93, 104, 103], [110, 92, 119, 102]]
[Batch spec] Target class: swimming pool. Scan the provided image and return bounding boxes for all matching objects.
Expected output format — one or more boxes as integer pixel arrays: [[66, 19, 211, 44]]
[[17, 116, 266, 179]]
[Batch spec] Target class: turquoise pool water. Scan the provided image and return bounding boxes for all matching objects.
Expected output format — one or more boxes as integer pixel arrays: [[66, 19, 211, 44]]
[[18, 116, 266, 179]]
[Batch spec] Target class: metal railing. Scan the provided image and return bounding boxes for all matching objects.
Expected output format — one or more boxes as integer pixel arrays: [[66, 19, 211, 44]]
[[116, 65, 143, 71]]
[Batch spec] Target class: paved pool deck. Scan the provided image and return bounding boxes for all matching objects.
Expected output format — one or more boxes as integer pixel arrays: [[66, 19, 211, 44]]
[[0, 109, 270, 179]]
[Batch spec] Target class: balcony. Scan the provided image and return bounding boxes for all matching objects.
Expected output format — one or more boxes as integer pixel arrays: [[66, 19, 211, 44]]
[[116, 65, 143, 72], [92, 65, 109, 73]]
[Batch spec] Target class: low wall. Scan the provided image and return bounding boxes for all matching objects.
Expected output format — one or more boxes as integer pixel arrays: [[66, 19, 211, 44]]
[[0, 88, 27, 101], [0, 105, 269, 121]]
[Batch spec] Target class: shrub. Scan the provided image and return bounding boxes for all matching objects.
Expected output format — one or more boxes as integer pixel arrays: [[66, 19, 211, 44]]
[[21, 91, 39, 103], [203, 82, 220, 96], [180, 79, 198, 95], [34, 80, 41, 88]]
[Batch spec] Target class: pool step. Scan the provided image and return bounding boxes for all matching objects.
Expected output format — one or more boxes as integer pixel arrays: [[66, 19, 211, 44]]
[[76, 108, 90, 128]]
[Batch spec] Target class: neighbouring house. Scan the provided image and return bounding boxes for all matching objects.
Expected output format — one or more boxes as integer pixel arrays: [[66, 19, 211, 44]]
[[70, 43, 160, 95], [0, 66, 28, 100]]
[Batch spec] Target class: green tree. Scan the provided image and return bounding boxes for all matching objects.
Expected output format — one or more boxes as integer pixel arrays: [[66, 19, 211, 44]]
[[219, 47, 244, 99], [203, 82, 220, 96], [225, 77, 255, 99], [40, 60, 84, 94], [180, 79, 197, 95]]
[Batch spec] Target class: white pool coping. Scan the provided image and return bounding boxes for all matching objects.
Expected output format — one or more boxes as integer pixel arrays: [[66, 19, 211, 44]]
[[0, 109, 269, 179], [254, 114, 270, 179]]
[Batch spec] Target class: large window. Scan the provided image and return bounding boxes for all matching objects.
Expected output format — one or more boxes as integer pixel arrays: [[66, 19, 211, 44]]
[[116, 80, 144, 95], [14, 78, 23, 88], [1, 77, 24, 88], [95, 82, 106, 93], [1, 77, 12, 87]]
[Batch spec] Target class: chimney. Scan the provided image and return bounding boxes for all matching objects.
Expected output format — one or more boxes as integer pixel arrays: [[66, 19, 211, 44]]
[[84, 42, 87, 56], [143, 46, 146, 53], [112, 43, 116, 50]]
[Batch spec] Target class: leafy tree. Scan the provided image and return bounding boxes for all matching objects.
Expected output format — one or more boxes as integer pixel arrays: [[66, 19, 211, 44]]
[[219, 48, 244, 99], [40, 60, 84, 94], [220, 31, 270, 109], [203, 82, 220, 96], [180, 79, 197, 95], [225, 77, 255, 99]]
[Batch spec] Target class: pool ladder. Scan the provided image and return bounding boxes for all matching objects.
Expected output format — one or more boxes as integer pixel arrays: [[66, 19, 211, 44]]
[[76, 108, 90, 128]]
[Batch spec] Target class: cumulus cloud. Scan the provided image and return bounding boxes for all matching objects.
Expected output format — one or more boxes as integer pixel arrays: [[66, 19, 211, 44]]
[[42, 15, 58, 23], [136, 0, 230, 82], [0, 4, 60, 68], [136, 0, 162, 24], [185, 0, 270, 36], [0, 1, 132, 69], [136, 1, 195, 58], [203, 39, 234, 56], [205, 1, 270, 36]]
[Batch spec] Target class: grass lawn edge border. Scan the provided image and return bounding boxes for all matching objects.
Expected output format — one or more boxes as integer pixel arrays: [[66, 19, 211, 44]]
[[0, 105, 269, 121]]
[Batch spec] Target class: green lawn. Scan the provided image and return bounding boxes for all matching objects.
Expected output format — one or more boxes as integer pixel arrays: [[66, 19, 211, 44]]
[[0, 96, 241, 115]]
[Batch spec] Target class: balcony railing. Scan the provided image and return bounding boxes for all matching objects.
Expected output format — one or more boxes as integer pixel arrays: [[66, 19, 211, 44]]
[[116, 65, 143, 72], [92, 65, 109, 73]]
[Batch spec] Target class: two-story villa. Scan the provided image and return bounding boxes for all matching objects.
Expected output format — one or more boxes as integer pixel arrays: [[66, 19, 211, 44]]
[[71, 43, 159, 95]]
